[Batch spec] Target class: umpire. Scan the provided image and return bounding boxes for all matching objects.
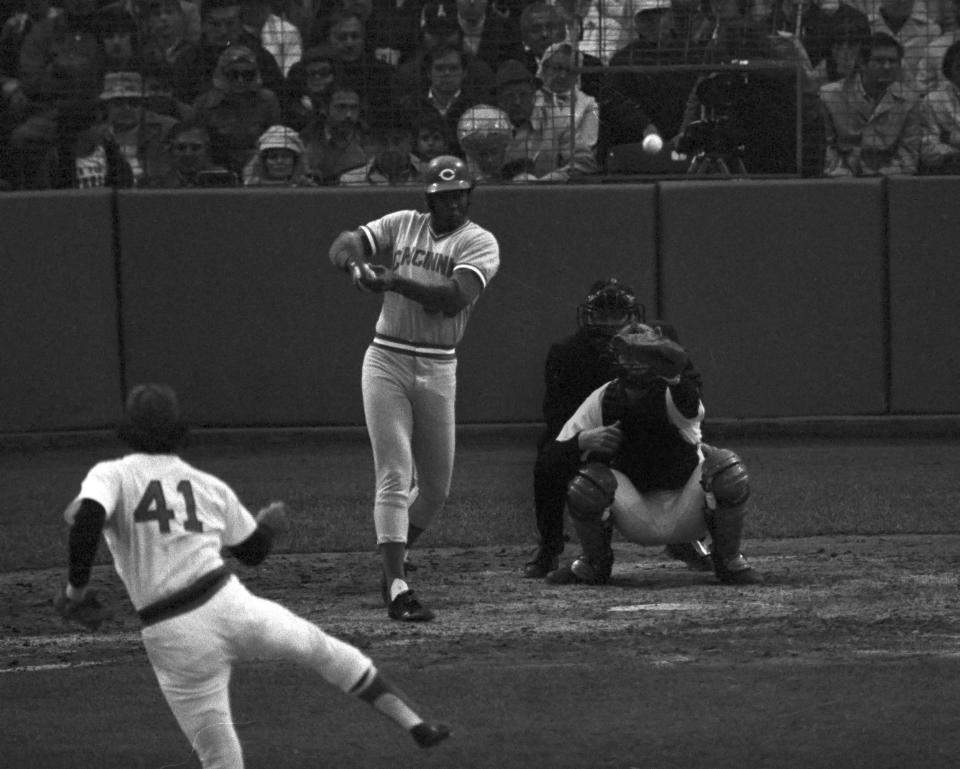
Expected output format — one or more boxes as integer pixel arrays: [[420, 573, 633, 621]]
[[524, 279, 640, 577], [523, 279, 712, 578]]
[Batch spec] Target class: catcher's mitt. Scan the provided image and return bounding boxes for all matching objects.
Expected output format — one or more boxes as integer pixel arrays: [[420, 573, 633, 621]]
[[610, 321, 688, 382], [53, 587, 114, 631]]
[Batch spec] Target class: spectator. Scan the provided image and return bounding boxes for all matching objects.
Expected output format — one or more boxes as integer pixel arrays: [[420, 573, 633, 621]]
[[321, 7, 397, 126], [413, 109, 454, 162], [338, 120, 422, 183], [450, 0, 523, 73], [820, 31, 922, 175], [109, 0, 202, 44], [363, 0, 423, 66], [300, 80, 369, 182], [868, 0, 941, 92], [392, 15, 496, 107], [192, 44, 282, 177], [241, 0, 302, 77], [11, 0, 104, 188], [198, 0, 284, 95], [0, 0, 60, 79], [917, 38, 960, 172], [280, 41, 335, 129], [519, 2, 604, 96], [140, 0, 204, 109], [573, 0, 646, 65], [918, 0, 960, 92], [496, 57, 598, 181], [604, 0, 699, 148], [96, 6, 141, 74], [517, 2, 564, 77], [456, 102, 516, 181], [815, 3, 872, 85], [536, 41, 600, 169], [397, 43, 481, 156], [73, 70, 178, 187], [142, 121, 236, 186], [242, 122, 317, 183], [669, 0, 716, 59]]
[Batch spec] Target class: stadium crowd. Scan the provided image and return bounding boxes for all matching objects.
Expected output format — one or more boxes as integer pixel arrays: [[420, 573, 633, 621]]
[[0, 0, 958, 188]]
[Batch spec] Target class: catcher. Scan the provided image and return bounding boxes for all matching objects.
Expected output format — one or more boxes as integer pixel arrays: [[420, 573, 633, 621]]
[[53, 383, 450, 768], [546, 321, 762, 586]]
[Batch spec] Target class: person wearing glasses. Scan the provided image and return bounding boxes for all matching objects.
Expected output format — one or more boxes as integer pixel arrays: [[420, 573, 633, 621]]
[[197, 0, 283, 95], [143, 121, 236, 188], [192, 44, 282, 178]]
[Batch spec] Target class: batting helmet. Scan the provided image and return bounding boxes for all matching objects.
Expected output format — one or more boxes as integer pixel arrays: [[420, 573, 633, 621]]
[[118, 383, 189, 453], [577, 279, 644, 337], [423, 155, 474, 194]]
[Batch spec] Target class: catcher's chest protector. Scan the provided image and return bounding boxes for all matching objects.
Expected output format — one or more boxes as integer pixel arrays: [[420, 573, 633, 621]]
[[601, 380, 699, 492]]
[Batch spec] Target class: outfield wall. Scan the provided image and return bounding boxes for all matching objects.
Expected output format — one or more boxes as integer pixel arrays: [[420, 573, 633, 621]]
[[1, 178, 956, 432]]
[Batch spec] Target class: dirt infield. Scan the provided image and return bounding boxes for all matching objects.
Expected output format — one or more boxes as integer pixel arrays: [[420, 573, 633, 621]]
[[4, 534, 960, 769], [4, 534, 960, 671]]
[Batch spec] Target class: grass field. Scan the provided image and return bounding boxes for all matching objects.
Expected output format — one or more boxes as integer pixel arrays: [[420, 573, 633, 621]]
[[2, 429, 960, 769]]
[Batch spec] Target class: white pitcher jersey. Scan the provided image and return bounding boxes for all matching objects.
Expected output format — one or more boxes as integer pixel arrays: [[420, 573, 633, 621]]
[[360, 210, 500, 350], [65, 453, 257, 611]]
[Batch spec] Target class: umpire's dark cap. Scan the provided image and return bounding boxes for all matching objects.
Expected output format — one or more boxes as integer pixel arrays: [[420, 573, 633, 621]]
[[119, 383, 189, 453]]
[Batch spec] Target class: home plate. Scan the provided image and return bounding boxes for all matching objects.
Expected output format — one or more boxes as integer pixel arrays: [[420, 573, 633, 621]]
[[608, 603, 699, 612]]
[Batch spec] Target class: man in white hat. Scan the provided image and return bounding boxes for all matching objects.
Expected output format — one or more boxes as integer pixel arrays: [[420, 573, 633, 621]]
[[74, 71, 178, 187]]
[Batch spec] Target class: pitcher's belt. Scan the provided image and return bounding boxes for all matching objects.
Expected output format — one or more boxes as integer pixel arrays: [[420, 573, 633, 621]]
[[371, 334, 456, 360], [138, 566, 231, 627]]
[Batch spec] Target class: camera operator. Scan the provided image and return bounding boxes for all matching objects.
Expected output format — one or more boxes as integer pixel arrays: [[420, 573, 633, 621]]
[[673, 17, 825, 176]]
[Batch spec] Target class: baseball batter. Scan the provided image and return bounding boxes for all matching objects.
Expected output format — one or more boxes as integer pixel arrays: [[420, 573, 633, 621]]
[[328, 155, 500, 622], [53, 384, 451, 768], [546, 322, 763, 586]]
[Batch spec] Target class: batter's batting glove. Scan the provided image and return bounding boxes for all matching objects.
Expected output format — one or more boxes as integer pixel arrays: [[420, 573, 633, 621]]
[[53, 586, 114, 631], [347, 260, 378, 292], [410, 722, 451, 748]]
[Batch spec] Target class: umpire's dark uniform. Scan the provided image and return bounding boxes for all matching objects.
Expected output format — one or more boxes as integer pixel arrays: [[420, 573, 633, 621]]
[[526, 320, 679, 577]]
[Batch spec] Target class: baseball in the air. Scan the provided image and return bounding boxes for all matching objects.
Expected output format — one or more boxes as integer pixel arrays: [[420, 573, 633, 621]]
[[642, 134, 663, 154]]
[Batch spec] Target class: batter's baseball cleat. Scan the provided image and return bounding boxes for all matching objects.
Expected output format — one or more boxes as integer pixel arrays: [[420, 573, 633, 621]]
[[411, 722, 451, 748], [388, 589, 435, 621], [522, 546, 559, 578]]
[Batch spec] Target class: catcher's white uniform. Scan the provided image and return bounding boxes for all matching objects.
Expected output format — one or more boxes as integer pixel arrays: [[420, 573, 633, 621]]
[[556, 382, 710, 546], [67, 453, 373, 769]]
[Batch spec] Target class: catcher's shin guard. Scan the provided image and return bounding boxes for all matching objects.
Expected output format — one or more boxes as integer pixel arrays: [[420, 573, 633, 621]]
[[570, 519, 614, 584], [700, 446, 754, 581], [566, 463, 617, 584]]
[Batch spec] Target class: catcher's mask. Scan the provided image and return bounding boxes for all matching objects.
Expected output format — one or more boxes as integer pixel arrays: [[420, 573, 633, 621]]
[[118, 383, 189, 453], [610, 321, 664, 381], [577, 279, 644, 338]]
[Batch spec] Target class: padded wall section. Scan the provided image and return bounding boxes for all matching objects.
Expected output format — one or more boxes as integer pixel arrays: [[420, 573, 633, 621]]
[[658, 179, 886, 419], [117, 187, 657, 425], [0, 191, 121, 431], [888, 177, 960, 414], [458, 185, 658, 422], [117, 188, 410, 426]]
